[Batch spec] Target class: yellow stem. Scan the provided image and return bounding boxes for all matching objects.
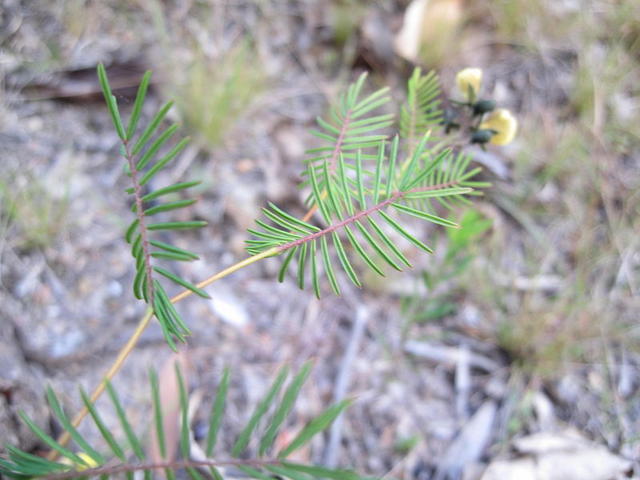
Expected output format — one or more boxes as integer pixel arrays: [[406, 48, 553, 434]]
[[48, 247, 278, 459]]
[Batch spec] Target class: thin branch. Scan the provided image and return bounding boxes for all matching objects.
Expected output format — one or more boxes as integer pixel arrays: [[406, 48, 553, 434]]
[[40, 458, 279, 480], [279, 181, 460, 252], [125, 140, 155, 302]]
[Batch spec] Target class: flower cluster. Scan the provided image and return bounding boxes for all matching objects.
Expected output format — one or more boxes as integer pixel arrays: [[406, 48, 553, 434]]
[[447, 67, 518, 147]]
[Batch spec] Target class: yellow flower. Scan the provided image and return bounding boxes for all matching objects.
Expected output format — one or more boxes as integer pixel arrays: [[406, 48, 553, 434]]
[[60, 452, 100, 471], [456, 67, 482, 102], [479, 108, 518, 145]]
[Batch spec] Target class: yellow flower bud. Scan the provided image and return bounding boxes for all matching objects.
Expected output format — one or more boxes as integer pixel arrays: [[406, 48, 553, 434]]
[[479, 108, 518, 145], [456, 67, 482, 102]]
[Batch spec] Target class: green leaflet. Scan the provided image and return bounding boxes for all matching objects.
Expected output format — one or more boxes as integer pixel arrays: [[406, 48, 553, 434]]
[[1, 365, 367, 480]]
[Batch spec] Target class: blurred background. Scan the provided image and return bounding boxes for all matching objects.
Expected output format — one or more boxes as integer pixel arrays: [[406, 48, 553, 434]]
[[1, 1, 639, 478]]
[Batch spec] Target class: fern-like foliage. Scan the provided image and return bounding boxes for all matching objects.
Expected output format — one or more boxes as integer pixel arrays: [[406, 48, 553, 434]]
[[97, 64, 209, 350], [0, 362, 362, 480], [399, 68, 443, 156], [303, 72, 394, 207], [247, 131, 488, 297]]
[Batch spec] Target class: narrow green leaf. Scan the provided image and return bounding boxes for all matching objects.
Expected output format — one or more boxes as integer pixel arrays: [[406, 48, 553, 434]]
[[297, 242, 308, 289], [126, 70, 151, 140], [323, 160, 343, 218], [254, 220, 299, 241], [232, 366, 289, 457], [392, 202, 458, 227], [378, 210, 433, 253], [144, 199, 197, 217], [265, 464, 310, 480], [140, 181, 201, 203], [105, 380, 145, 460], [132, 101, 174, 156], [403, 187, 472, 200], [404, 149, 449, 190], [279, 399, 353, 458], [133, 266, 146, 300], [174, 364, 191, 461], [386, 136, 399, 198], [260, 361, 313, 455], [355, 220, 401, 271], [108, 94, 127, 140], [332, 232, 361, 287], [125, 218, 139, 243], [153, 266, 210, 298], [147, 220, 207, 231], [355, 150, 366, 209], [97, 64, 126, 140], [136, 123, 179, 170], [151, 251, 197, 262], [17, 411, 84, 465], [139, 137, 190, 186], [308, 162, 332, 223], [150, 240, 199, 260], [263, 204, 319, 234], [206, 367, 230, 456], [310, 241, 321, 299], [150, 369, 166, 458], [321, 236, 341, 296], [366, 217, 412, 267], [281, 462, 360, 480], [344, 226, 384, 276], [237, 466, 273, 480], [278, 246, 299, 282], [336, 154, 355, 216], [79, 388, 125, 461], [372, 140, 385, 205], [154, 281, 190, 334], [5, 446, 67, 474], [45, 387, 104, 465]]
